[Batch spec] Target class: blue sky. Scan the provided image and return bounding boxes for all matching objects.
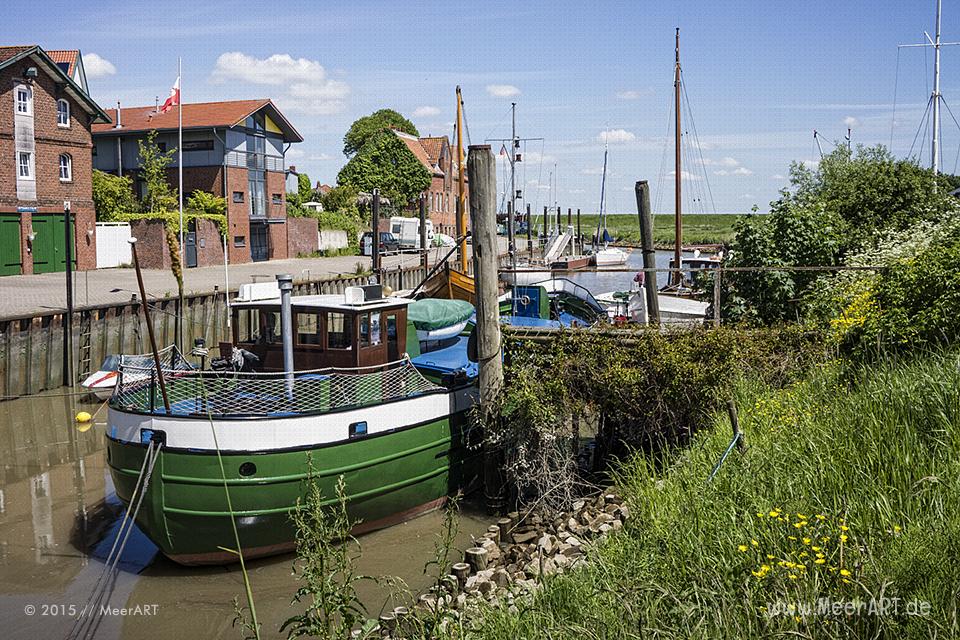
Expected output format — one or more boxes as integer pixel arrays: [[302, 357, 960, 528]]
[[6, 0, 959, 213]]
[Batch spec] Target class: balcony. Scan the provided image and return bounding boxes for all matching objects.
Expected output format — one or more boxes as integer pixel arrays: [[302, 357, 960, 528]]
[[224, 150, 284, 173]]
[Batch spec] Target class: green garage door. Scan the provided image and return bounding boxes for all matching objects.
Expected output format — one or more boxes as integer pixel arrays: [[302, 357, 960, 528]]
[[0, 214, 22, 276], [32, 214, 75, 274]]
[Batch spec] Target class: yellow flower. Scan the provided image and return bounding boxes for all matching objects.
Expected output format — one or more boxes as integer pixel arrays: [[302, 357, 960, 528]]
[[839, 534, 848, 543], [788, 536, 797, 540], [751, 539, 759, 547], [802, 537, 811, 545], [816, 553, 825, 558], [893, 525, 902, 532], [814, 558, 826, 565], [812, 546, 821, 552], [840, 569, 851, 577], [769, 510, 780, 517], [821, 536, 830, 542], [794, 615, 802, 622], [756, 512, 765, 518], [816, 514, 826, 521], [738, 545, 748, 552], [797, 513, 807, 519], [840, 525, 849, 531], [766, 554, 775, 560], [789, 574, 798, 580]]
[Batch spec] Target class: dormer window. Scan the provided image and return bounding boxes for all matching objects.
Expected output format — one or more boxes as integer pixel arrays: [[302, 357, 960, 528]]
[[15, 85, 32, 115], [57, 99, 70, 127]]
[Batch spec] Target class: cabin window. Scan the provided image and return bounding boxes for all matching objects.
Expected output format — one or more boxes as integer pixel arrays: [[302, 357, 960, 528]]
[[237, 309, 261, 343], [327, 312, 353, 349], [261, 311, 281, 344], [360, 312, 381, 347], [296, 312, 322, 345]]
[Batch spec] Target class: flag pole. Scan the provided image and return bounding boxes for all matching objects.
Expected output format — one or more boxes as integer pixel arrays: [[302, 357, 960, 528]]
[[177, 56, 185, 353]]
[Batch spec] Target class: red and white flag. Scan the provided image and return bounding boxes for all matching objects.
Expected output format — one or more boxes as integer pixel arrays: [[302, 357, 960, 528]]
[[159, 76, 180, 114], [499, 144, 508, 156]]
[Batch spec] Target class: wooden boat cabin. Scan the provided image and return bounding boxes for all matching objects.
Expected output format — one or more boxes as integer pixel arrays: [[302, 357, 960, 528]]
[[230, 285, 409, 371]]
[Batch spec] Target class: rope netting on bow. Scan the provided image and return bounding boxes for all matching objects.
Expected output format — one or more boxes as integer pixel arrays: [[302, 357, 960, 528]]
[[111, 358, 443, 417]]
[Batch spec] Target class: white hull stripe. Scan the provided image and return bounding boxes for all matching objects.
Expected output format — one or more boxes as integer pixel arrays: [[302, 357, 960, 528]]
[[108, 387, 478, 452]]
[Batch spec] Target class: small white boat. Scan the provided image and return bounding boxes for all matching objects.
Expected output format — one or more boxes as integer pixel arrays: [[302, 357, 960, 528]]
[[81, 355, 121, 400], [593, 247, 628, 266]]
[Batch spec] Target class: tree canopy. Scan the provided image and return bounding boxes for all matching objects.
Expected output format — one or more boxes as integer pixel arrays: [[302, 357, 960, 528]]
[[92, 170, 138, 221], [342, 109, 418, 157], [336, 131, 431, 208]]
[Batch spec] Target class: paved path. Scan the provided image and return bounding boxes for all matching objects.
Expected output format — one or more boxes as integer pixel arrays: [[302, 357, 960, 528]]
[[0, 249, 450, 320]]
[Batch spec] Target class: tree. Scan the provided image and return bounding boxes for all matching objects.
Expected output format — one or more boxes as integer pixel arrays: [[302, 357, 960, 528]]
[[92, 169, 138, 221], [186, 189, 226, 216], [336, 131, 430, 208], [342, 109, 418, 157], [320, 185, 360, 220], [137, 130, 178, 213], [297, 173, 312, 201]]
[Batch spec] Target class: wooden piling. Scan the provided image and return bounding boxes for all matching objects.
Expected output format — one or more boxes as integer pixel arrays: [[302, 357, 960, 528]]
[[467, 144, 505, 514], [371, 189, 381, 275], [419, 193, 428, 269], [526, 203, 533, 255], [576, 208, 582, 252], [635, 180, 660, 324]]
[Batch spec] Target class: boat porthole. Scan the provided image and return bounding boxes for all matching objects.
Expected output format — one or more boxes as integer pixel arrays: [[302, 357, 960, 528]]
[[239, 462, 257, 477]]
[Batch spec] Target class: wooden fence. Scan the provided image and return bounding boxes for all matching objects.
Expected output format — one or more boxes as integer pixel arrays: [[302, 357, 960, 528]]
[[0, 265, 426, 399]]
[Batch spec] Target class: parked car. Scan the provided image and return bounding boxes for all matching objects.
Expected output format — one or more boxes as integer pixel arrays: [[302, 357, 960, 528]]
[[361, 231, 400, 256]]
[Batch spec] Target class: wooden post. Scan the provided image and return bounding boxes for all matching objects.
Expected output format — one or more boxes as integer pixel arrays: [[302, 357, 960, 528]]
[[526, 203, 532, 255], [371, 189, 381, 275], [543, 205, 548, 238], [451, 562, 471, 587], [468, 144, 505, 514], [556, 205, 561, 235], [465, 546, 488, 573], [506, 200, 513, 262], [567, 207, 572, 228], [130, 238, 170, 413], [634, 181, 660, 324], [727, 399, 745, 451], [63, 201, 73, 387], [419, 193, 428, 270]]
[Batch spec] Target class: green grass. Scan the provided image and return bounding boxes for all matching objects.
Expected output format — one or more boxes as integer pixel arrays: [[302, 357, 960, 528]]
[[572, 213, 745, 247], [438, 350, 960, 639]]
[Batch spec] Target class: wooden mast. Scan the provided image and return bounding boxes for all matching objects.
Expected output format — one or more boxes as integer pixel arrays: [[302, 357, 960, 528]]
[[456, 86, 468, 272], [673, 27, 683, 287]]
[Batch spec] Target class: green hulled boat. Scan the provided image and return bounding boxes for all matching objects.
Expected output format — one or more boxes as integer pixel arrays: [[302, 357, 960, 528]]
[[106, 283, 479, 565]]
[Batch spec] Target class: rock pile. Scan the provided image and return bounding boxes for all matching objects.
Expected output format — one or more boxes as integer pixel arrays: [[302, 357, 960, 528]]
[[368, 489, 630, 638]]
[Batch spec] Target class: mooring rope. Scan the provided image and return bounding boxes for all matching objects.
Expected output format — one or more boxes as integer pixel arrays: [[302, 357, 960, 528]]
[[66, 438, 162, 640]]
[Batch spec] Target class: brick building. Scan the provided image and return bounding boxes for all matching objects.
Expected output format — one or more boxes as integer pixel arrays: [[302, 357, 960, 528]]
[[392, 131, 468, 236], [0, 45, 110, 275], [92, 99, 302, 265]]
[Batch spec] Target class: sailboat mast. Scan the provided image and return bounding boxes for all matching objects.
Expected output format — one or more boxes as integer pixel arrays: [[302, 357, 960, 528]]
[[456, 86, 468, 271], [595, 144, 608, 248], [674, 27, 683, 286], [932, 0, 943, 174], [509, 102, 517, 269]]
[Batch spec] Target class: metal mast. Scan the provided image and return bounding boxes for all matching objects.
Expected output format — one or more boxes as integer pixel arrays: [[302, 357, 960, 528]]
[[673, 27, 683, 286], [932, 0, 943, 174]]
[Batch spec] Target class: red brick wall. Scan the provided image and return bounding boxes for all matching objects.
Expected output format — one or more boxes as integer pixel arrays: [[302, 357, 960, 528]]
[[287, 216, 318, 257], [166, 165, 223, 200], [194, 218, 225, 268], [224, 166, 250, 264], [266, 170, 287, 260], [0, 58, 98, 272], [129, 219, 171, 270]]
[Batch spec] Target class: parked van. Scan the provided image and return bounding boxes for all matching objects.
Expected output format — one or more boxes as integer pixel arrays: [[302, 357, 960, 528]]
[[389, 216, 434, 249]]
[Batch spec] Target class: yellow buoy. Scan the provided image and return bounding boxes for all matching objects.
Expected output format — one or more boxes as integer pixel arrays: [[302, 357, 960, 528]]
[[76, 421, 93, 433], [75, 411, 92, 423]]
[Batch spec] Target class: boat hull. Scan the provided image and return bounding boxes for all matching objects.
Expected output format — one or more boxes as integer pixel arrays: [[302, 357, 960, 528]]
[[106, 403, 479, 565]]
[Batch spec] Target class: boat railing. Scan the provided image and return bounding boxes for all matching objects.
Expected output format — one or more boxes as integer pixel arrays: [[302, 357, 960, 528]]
[[111, 358, 443, 418]]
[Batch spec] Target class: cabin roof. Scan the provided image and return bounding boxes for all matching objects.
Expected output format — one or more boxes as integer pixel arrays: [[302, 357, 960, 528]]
[[232, 294, 412, 312]]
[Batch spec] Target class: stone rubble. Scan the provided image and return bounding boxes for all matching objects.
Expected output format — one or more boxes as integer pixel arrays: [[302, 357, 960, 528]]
[[367, 487, 630, 638]]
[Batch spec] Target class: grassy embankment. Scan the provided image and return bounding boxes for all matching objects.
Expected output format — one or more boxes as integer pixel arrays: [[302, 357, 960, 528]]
[[574, 213, 744, 247], [449, 350, 960, 638]]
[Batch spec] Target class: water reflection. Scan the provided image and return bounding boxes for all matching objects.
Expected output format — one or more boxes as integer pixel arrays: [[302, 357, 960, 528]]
[[0, 388, 490, 639]]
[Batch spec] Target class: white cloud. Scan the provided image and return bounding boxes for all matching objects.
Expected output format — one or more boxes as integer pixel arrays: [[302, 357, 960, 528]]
[[700, 156, 740, 168], [668, 170, 702, 182], [211, 52, 349, 114], [569, 188, 586, 194], [597, 128, 636, 144], [286, 148, 306, 158], [83, 53, 116, 78], [581, 166, 606, 175], [771, 173, 786, 180], [524, 150, 556, 164], [740, 193, 756, 200], [309, 153, 332, 161], [843, 116, 860, 127], [413, 106, 440, 117], [486, 84, 520, 97], [713, 165, 752, 176]]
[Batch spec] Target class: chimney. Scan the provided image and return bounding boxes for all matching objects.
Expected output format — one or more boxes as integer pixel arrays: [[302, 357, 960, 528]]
[[114, 101, 122, 128]]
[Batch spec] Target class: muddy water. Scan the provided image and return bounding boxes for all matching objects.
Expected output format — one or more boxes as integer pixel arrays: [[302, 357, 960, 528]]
[[0, 390, 491, 639]]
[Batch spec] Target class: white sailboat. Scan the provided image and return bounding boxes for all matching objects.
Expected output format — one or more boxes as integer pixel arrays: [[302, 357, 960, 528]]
[[592, 143, 628, 266]]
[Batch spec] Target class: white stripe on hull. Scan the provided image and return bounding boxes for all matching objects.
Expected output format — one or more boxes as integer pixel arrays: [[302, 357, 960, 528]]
[[108, 386, 478, 452]]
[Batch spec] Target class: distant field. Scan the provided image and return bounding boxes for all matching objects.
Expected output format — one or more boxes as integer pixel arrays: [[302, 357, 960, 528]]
[[571, 213, 746, 246]]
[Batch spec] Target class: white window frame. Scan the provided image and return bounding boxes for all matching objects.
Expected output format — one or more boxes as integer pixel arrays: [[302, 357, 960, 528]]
[[18, 151, 33, 178], [57, 99, 70, 127], [59, 154, 72, 182], [15, 85, 32, 115]]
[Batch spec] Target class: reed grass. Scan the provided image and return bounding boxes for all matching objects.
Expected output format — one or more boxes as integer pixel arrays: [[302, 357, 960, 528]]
[[441, 350, 960, 639], [564, 213, 744, 246]]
